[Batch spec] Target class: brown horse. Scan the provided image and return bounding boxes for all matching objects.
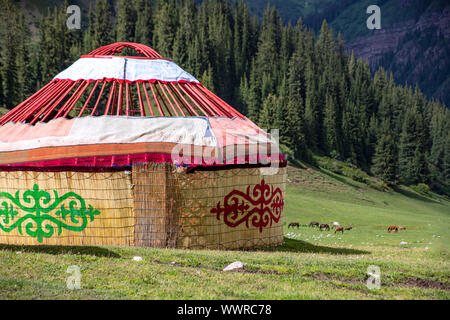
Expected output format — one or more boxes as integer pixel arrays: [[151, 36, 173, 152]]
[[335, 226, 344, 234], [309, 221, 320, 228], [319, 224, 330, 231], [288, 222, 300, 229], [388, 226, 398, 232]]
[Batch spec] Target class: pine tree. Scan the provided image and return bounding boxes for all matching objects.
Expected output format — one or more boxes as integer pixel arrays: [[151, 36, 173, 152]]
[[206, 0, 234, 102], [82, 3, 95, 53], [258, 94, 278, 130], [304, 56, 322, 151], [93, 0, 113, 48], [134, 0, 153, 45], [255, 4, 282, 99], [443, 132, 450, 186], [398, 106, 429, 185], [0, 0, 17, 107], [153, 0, 177, 58], [116, 0, 137, 42], [323, 93, 339, 156], [372, 121, 398, 185]]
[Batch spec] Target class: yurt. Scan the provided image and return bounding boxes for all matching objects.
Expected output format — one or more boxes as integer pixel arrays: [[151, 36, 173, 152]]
[[0, 42, 286, 249]]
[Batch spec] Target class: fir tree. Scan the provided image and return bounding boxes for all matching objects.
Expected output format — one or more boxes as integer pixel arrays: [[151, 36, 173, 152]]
[[372, 121, 398, 185], [134, 0, 153, 45], [116, 0, 137, 42], [93, 0, 113, 48]]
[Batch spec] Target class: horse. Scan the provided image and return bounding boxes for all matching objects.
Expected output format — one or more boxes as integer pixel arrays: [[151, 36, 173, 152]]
[[335, 226, 344, 234], [288, 222, 300, 229], [344, 227, 353, 231], [319, 224, 330, 231], [309, 221, 320, 228], [398, 226, 406, 230], [332, 222, 340, 229], [387, 225, 398, 232]]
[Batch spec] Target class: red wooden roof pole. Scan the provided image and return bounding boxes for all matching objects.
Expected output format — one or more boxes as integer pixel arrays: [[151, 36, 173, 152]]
[[141, 82, 154, 116], [0, 80, 55, 125], [128, 82, 136, 116], [38, 80, 80, 123], [168, 83, 197, 116], [192, 83, 233, 116], [54, 80, 87, 118], [110, 81, 118, 115], [125, 82, 130, 116], [26, 81, 74, 124], [116, 82, 124, 116], [158, 82, 179, 116], [185, 83, 228, 117], [63, 81, 91, 118], [179, 83, 215, 116], [136, 82, 146, 116], [90, 81, 107, 116], [12, 80, 68, 123], [199, 84, 246, 118], [176, 83, 210, 117], [148, 83, 165, 116], [104, 81, 116, 115], [162, 83, 186, 116], [153, 83, 173, 116], [78, 80, 99, 117]]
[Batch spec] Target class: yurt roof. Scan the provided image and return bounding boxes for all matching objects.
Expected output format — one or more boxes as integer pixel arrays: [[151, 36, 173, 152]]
[[0, 43, 285, 170]]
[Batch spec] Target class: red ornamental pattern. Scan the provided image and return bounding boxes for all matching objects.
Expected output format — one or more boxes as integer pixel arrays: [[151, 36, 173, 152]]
[[211, 179, 284, 232]]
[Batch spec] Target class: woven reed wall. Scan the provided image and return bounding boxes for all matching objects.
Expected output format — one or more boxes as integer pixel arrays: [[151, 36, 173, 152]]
[[0, 171, 134, 246], [132, 165, 286, 250], [0, 165, 286, 249]]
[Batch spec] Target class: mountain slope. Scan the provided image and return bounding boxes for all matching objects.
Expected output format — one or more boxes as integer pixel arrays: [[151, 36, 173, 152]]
[[246, 0, 450, 107]]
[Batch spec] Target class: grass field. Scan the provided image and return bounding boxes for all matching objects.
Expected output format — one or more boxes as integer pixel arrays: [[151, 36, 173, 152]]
[[0, 164, 449, 300]]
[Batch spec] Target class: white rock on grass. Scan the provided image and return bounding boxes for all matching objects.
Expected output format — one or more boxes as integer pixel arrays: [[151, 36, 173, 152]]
[[133, 256, 143, 261], [223, 261, 244, 272]]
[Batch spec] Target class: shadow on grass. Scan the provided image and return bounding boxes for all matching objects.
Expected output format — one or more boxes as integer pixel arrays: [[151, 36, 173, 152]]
[[0, 244, 121, 258], [316, 167, 363, 190], [262, 237, 370, 255], [394, 186, 437, 204]]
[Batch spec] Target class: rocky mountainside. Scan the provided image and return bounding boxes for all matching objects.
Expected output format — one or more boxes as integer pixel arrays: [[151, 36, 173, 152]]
[[246, 0, 450, 107]]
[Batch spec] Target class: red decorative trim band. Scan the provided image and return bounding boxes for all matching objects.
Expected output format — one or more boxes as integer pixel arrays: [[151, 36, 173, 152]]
[[0, 152, 286, 170]]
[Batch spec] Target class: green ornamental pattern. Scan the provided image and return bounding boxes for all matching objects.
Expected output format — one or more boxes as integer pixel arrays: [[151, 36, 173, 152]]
[[0, 184, 101, 242]]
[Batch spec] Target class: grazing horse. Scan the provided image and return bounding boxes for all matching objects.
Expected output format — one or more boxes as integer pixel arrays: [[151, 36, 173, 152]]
[[388, 225, 398, 232], [345, 227, 353, 231], [332, 222, 340, 229], [309, 221, 320, 228], [288, 222, 300, 229], [335, 226, 344, 234], [398, 226, 406, 230], [319, 224, 330, 231]]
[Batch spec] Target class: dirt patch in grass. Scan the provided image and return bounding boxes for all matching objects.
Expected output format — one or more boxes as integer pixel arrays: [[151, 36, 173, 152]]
[[306, 272, 364, 285], [399, 277, 450, 290], [306, 273, 450, 291]]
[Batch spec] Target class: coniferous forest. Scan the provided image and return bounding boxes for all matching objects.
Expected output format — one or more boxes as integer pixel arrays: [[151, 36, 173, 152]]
[[0, 0, 449, 195]]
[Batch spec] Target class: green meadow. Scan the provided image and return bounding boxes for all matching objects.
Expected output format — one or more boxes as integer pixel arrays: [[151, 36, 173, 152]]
[[0, 164, 449, 300]]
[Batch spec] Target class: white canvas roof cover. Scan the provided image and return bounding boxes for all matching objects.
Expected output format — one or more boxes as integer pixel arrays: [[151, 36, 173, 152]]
[[54, 57, 199, 83]]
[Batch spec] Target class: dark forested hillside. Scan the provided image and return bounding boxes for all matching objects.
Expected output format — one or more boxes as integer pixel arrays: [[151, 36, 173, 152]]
[[0, 0, 449, 194], [247, 0, 450, 108]]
